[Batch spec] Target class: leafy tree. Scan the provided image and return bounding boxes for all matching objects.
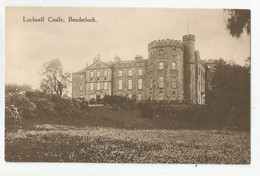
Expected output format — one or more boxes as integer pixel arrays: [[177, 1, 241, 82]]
[[40, 59, 70, 97], [225, 9, 250, 38], [208, 59, 250, 126]]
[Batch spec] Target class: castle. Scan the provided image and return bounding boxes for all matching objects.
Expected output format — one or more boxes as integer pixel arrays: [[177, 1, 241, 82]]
[[72, 34, 206, 104]]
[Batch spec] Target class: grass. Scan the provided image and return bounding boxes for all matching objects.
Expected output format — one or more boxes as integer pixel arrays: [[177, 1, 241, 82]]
[[5, 124, 250, 163], [5, 106, 250, 163]]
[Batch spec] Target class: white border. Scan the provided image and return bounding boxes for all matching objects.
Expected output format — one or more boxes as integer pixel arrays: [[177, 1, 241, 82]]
[[0, 0, 259, 176]]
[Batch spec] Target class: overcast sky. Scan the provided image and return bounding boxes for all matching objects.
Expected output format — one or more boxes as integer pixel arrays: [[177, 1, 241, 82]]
[[5, 7, 250, 89]]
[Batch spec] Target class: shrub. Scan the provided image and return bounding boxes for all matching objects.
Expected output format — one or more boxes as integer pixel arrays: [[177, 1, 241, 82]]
[[103, 95, 137, 111], [5, 92, 37, 120], [139, 101, 154, 118], [5, 89, 89, 121]]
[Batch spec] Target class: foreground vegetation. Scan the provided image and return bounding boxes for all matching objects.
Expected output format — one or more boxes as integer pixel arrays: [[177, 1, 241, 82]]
[[5, 58, 250, 163], [5, 124, 250, 163]]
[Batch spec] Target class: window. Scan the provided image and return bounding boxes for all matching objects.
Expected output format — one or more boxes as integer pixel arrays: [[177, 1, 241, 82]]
[[172, 62, 177, 70], [128, 94, 132, 99], [172, 77, 177, 88], [90, 71, 94, 78], [79, 84, 83, 91], [159, 49, 164, 55], [90, 83, 94, 90], [138, 79, 142, 89], [119, 80, 123, 90], [159, 62, 164, 69], [128, 69, 133, 76], [104, 70, 108, 77], [159, 77, 164, 88], [137, 94, 142, 101], [119, 70, 123, 77], [128, 79, 132, 90], [79, 74, 83, 79], [159, 93, 164, 100], [104, 82, 108, 90], [172, 91, 176, 100], [150, 79, 153, 89], [97, 71, 100, 78], [97, 83, 101, 90], [138, 69, 142, 76]]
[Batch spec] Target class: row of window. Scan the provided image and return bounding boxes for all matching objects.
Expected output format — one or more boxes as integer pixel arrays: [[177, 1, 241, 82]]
[[88, 62, 177, 79], [118, 69, 143, 77], [118, 79, 143, 90], [89, 82, 108, 91], [84, 77, 178, 91], [157, 77, 177, 89], [159, 62, 177, 70], [90, 70, 108, 78]]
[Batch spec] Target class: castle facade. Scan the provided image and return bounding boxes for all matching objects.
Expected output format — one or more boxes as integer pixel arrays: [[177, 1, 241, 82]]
[[72, 34, 206, 104]]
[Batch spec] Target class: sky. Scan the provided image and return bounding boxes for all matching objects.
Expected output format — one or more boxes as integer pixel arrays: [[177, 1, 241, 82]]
[[5, 7, 250, 89]]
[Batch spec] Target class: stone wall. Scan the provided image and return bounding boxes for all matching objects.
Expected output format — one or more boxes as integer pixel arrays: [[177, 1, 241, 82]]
[[85, 62, 112, 100], [112, 59, 147, 101], [147, 40, 184, 101], [71, 34, 207, 104]]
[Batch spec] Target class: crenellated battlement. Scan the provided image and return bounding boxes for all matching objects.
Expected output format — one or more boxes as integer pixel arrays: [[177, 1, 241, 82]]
[[148, 39, 184, 50], [183, 34, 195, 41]]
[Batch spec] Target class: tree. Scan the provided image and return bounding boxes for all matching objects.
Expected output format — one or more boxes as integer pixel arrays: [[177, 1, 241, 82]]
[[207, 59, 250, 126], [225, 9, 250, 38], [40, 59, 70, 97]]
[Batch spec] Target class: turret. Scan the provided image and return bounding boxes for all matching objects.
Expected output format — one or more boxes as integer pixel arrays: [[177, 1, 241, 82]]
[[183, 34, 195, 63], [183, 34, 196, 103]]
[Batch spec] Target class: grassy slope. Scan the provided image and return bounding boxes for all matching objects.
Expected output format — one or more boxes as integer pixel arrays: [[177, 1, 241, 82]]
[[5, 106, 250, 163], [15, 106, 227, 131]]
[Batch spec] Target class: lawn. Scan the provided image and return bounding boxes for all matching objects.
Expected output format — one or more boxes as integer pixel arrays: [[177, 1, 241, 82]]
[[5, 106, 250, 163], [5, 124, 250, 163]]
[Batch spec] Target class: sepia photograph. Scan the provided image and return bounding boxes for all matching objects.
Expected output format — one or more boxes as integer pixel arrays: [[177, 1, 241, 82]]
[[4, 7, 251, 164]]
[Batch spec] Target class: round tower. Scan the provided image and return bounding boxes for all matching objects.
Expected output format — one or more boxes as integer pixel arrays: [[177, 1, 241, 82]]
[[147, 39, 184, 101], [183, 34, 196, 103]]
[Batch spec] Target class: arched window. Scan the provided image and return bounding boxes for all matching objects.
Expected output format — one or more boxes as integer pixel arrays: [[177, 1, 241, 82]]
[[159, 77, 164, 88]]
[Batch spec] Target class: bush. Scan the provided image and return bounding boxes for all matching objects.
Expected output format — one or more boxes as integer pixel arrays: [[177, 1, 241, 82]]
[[138, 101, 211, 121], [139, 101, 154, 118], [5, 89, 89, 122], [5, 92, 37, 120], [103, 95, 137, 111]]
